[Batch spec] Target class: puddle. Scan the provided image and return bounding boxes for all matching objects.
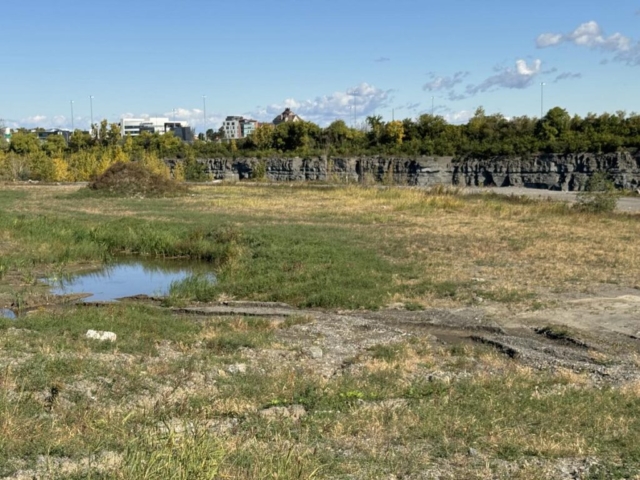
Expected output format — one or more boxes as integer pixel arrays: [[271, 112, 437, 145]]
[[1, 308, 16, 319], [46, 258, 215, 302]]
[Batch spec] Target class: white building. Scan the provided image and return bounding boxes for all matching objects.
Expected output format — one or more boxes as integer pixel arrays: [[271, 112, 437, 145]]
[[120, 117, 190, 137], [222, 116, 243, 140]]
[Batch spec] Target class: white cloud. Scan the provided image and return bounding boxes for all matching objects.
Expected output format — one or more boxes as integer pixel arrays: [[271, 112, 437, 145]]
[[442, 109, 473, 124], [254, 83, 390, 126], [537, 21, 640, 65], [14, 115, 83, 130], [536, 33, 564, 48], [423, 71, 469, 92], [464, 59, 542, 96]]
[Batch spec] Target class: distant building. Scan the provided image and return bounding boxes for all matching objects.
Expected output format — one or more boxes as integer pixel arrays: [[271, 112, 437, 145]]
[[119, 117, 190, 137], [171, 125, 195, 143], [272, 108, 302, 125], [222, 116, 260, 140], [241, 119, 259, 137], [222, 116, 243, 140], [33, 129, 72, 143], [2, 127, 10, 143]]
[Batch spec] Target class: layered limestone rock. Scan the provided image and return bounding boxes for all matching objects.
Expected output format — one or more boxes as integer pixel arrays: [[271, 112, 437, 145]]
[[167, 151, 640, 191]]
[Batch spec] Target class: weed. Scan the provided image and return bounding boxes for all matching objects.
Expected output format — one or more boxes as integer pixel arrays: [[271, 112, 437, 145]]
[[119, 426, 224, 480], [368, 343, 408, 363], [575, 172, 618, 213], [206, 331, 272, 353], [251, 160, 267, 181], [404, 301, 425, 311]]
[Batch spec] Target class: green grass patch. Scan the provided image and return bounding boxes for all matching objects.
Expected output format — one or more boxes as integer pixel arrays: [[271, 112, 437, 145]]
[[3, 304, 201, 356]]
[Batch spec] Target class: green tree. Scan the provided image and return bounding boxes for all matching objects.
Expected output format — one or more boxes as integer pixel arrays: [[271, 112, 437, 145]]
[[252, 123, 275, 150], [9, 131, 41, 156], [366, 115, 384, 147], [384, 120, 404, 146], [43, 134, 67, 156]]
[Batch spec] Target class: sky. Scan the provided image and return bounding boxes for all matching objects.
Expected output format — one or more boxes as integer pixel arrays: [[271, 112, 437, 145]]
[[1, 0, 639, 132]]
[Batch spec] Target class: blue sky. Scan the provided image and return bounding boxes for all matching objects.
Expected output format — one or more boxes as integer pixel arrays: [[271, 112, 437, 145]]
[[1, 0, 639, 131]]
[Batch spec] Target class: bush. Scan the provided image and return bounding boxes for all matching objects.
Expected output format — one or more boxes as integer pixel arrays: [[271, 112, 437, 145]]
[[575, 171, 618, 213], [88, 161, 188, 197]]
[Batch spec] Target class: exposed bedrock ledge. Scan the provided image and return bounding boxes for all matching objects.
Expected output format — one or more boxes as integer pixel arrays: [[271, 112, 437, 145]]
[[166, 151, 640, 191]]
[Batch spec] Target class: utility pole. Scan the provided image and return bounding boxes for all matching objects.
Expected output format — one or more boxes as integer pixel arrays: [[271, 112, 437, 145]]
[[89, 96, 94, 136], [431, 96, 435, 116], [202, 95, 207, 139], [70, 100, 74, 130], [540, 82, 545, 118], [352, 93, 357, 128]]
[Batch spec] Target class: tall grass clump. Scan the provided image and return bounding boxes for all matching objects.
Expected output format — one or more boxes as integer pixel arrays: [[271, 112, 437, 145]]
[[575, 171, 618, 213], [88, 161, 188, 198], [166, 274, 217, 305], [118, 426, 224, 480]]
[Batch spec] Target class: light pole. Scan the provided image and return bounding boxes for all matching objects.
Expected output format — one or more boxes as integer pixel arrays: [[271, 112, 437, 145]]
[[540, 82, 545, 118], [431, 96, 435, 116], [70, 100, 75, 130], [202, 95, 207, 139], [89, 95, 94, 136]]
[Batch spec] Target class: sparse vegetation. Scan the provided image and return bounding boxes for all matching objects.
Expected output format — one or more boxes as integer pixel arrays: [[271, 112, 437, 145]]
[[1, 183, 640, 478], [575, 171, 619, 213]]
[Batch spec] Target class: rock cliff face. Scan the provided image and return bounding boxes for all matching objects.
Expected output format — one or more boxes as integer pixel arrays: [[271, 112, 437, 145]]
[[168, 151, 640, 191]]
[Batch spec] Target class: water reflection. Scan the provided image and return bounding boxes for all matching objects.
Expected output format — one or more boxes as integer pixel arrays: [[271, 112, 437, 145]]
[[46, 258, 215, 302]]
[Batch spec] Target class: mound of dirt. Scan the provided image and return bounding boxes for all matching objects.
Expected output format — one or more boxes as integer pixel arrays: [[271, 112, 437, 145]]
[[88, 162, 188, 197]]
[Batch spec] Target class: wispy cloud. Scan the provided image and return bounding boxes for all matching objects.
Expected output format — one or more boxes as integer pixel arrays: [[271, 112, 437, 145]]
[[374, 56, 390, 63], [464, 59, 542, 96], [423, 71, 469, 92], [536, 21, 640, 65], [553, 72, 583, 83], [13, 115, 79, 130]]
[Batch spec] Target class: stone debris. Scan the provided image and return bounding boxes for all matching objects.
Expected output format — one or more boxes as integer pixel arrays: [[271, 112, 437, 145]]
[[259, 404, 307, 420], [303, 346, 323, 359], [85, 330, 117, 342], [227, 363, 247, 374]]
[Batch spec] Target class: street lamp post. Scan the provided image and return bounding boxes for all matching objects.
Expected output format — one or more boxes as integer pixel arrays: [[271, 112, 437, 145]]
[[431, 96, 435, 116], [202, 95, 207, 139], [89, 95, 94, 136], [352, 93, 357, 128], [70, 100, 75, 130], [540, 82, 545, 118]]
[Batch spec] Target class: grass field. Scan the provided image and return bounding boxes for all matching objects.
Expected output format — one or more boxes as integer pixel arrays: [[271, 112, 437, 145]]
[[1, 183, 639, 479]]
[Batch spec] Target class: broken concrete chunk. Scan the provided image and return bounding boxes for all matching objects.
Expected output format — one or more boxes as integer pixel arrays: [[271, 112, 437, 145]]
[[303, 346, 323, 359], [86, 330, 117, 342]]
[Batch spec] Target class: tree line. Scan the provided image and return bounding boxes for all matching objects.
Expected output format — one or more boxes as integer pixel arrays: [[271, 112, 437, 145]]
[[1, 108, 640, 182]]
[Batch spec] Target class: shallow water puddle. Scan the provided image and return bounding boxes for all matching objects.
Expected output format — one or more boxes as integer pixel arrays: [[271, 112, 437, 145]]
[[46, 258, 214, 302]]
